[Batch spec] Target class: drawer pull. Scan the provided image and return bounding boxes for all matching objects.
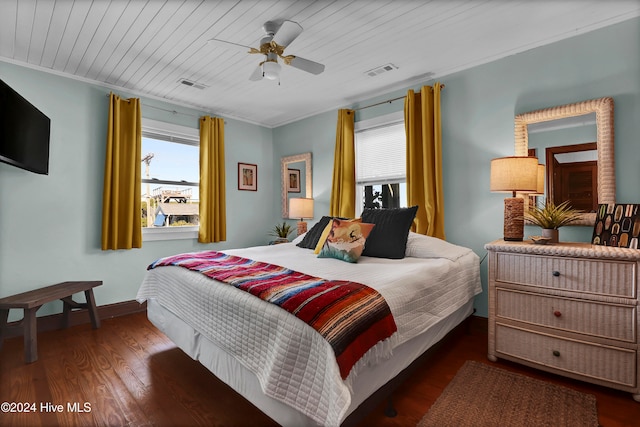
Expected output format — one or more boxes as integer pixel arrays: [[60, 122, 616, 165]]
[[552, 350, 561, 357], [553, 310, 562, 317], [552, 271, 561, 277]]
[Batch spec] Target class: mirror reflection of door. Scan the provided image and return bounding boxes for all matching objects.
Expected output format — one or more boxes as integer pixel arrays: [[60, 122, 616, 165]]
[[527, 112, 598, 213], [546, 142, 598, 212]]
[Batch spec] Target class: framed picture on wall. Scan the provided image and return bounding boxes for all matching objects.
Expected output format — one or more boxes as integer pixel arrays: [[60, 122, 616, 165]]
[[238, 163, 257, 191], [287, 169, 301, 193]]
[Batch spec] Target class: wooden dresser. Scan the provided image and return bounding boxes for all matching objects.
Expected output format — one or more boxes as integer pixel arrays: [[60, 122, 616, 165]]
[[485, 240, 640, 401]]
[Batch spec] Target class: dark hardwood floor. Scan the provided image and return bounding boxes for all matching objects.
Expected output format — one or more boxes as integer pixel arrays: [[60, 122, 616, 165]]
[[1, 312, 638, 426]]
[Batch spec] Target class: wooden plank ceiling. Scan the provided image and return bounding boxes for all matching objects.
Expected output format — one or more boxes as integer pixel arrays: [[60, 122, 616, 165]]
[[0, 0, 638, 127]]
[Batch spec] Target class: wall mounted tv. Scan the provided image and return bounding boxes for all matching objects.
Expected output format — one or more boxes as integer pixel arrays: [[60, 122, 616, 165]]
[[0, 79, 51, 175]]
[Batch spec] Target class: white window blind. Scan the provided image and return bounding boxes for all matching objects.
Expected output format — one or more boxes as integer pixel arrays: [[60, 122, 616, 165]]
[[355, 121, 406, 185]]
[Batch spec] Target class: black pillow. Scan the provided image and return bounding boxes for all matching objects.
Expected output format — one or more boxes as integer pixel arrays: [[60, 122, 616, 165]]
[[296, 216, 334, 249], [361, 206, 418, 259]]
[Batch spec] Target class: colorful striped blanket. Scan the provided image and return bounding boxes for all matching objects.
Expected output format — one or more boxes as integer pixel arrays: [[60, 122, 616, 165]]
[[148, 250, 397, 379]]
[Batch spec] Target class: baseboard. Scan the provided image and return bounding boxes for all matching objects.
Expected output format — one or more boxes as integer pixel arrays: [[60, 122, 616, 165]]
[[2, 299, 147, 339]]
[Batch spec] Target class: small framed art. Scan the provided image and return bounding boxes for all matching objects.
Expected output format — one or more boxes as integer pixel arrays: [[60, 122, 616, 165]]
[[591, 203, 640, 248], [287, 169, 301, 193], [238, 163, 257, 191]]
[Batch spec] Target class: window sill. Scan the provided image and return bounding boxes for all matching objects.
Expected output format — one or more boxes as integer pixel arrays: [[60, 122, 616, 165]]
[[142, 226, 198, 241]]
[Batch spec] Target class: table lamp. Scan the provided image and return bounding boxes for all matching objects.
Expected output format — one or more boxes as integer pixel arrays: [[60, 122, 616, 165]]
[[289, 197, 314, 236], [534, 163, 545, 195], [490, 156, 539, 241]]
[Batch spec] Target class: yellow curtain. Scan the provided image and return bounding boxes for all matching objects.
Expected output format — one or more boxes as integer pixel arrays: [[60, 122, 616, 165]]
[[329, 109, 356, 218], [199, 116, 226, 243], [404, 84, 446, 239], [101, 93, 142, 250]]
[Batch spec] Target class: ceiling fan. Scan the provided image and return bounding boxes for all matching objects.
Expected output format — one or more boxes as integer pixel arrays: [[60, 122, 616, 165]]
[[208, 20, 325, 82]]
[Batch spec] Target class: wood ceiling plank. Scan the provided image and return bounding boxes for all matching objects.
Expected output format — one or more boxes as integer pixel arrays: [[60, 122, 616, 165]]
[[62, 0, 112, 74], [71, 0, 129, 77], [26, 0, 56, 65], [40, 0, 75, 69], [13, 0, 37, 62], [108, 0, 209, 88], [0, 0, 18, 58], [86, 1, 168, 82], [51, 0, 94, 71]]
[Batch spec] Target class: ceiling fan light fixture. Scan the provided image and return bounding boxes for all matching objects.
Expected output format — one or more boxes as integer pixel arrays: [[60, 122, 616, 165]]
[[262, 60, 281, 80]]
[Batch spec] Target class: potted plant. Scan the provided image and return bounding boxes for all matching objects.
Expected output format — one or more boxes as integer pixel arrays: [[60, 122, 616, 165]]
[[524, 200, 583, 243], [269, 222, 293, 244]]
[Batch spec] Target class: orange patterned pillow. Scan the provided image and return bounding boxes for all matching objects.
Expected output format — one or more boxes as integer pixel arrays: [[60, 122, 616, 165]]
[[317, 219, 375, 263], [314, 217, 362, 254]]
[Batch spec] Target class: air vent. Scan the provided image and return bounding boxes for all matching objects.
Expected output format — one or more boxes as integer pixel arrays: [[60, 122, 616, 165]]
[[178, 78, 208, 90], [364, 63, 398, 77]]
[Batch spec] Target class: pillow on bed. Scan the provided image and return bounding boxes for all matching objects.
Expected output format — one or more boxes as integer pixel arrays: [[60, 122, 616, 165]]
[[313, 217, 362, 254], [405, 232, 473, 261], [361, 206, 418, 259], [296, 216, 335, 249], [291, 232, 306, 245], [317, 219, 375, 263]]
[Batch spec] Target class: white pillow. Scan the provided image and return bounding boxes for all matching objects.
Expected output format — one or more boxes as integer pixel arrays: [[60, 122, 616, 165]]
[[291, 232, 306, 245], [405, 232, 472, 261]]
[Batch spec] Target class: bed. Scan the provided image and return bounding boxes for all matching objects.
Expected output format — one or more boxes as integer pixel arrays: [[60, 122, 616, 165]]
[[136, 228, 482, 427]]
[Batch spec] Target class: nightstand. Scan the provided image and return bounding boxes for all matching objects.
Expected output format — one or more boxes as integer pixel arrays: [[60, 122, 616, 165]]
[[485, 240, 640, 402]]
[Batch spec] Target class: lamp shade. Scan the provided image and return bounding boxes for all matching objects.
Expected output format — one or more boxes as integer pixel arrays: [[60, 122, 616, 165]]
[[289, 198, 314, 219], [490, 156, 539, 194], [534, 164, 545, 195]]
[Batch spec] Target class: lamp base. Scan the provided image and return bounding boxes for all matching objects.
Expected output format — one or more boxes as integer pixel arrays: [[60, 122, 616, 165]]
[[503, 197, 524, 241], [296, 221, 308, 236]]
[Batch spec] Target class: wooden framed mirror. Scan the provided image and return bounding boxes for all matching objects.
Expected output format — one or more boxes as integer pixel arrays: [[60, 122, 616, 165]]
[[514, 97, 614, 225], [281, 152, 312, 218]]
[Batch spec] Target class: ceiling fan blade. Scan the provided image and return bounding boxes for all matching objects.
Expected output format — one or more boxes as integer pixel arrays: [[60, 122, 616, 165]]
[[272, 20, 303, 47], [208, 38, 257, 54], [287, 56, 325, 75], [249, 65, 263, 81]]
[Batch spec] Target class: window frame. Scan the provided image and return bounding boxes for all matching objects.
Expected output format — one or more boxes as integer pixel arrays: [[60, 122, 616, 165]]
[[354, 111, 406, 216], [141, 118, 200, 242]]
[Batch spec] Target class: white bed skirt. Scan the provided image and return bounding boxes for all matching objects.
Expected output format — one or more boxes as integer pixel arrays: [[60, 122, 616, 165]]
[[146, 298, 475, 427]]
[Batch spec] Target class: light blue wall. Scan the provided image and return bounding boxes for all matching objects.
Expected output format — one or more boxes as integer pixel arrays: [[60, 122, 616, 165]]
[[272, 110, 338, 222], [0, 62, 275, 320], [272, 17, 640, 317]]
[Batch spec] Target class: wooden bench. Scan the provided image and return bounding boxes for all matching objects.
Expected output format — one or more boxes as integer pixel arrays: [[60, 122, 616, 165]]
[[0, 281, 102, 363]]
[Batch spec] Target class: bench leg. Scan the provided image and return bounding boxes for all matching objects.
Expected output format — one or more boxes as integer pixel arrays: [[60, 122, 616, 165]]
[[62, 298, 73, 329], [0, 309, 8, 351], [84, 289, 101, 329], [24, 308, 39, 363]]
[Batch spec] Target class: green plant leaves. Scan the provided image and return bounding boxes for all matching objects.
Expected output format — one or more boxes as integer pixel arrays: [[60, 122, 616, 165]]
[[524, 200, 584, 229]]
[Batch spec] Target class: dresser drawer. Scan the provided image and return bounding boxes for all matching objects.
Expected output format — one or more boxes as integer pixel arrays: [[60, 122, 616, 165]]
[[496, 324, 637, 388], [496, 288, 637, 343], [495, 253, 637, 298]]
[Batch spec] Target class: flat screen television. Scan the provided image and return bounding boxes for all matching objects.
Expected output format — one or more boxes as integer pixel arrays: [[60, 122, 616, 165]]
[[0, 79, 51, 175]]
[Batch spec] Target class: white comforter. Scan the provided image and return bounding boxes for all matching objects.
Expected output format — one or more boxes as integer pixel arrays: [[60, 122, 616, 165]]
[[136, 233, 481, 426]]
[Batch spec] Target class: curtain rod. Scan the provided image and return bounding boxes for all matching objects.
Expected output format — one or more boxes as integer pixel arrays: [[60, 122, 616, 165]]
[[105, 94, 203, 118], [354, 83, 445, 111]]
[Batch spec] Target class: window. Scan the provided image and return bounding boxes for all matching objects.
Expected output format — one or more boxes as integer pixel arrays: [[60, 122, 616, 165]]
[[355, 111, 407, 215], [141, 119, 199, 241]]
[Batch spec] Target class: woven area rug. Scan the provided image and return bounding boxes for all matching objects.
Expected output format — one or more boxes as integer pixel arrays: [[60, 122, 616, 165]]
[[417, 361, 599, 427]]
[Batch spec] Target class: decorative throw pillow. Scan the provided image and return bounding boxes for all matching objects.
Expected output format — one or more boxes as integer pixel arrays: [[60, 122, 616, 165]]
[[361, 206, 418, 259], [314, 217, 362, 254], [296, 216, 334, 249], [317, 219, 375, 263]]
